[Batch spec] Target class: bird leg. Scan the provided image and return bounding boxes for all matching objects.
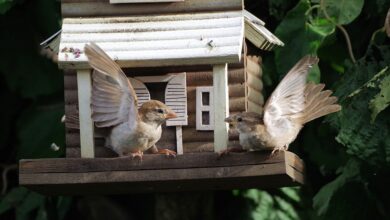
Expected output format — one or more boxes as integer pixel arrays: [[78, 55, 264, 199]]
[[271, 145, 288, 156], [130, 150, 143, 161], [218, 146, 246, 157], [150, 145, 176, 157]]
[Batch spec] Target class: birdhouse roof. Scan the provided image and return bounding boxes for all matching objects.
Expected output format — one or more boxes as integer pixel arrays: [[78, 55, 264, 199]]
[[243, 10, 284, 51], [57, 11, 244, 69]]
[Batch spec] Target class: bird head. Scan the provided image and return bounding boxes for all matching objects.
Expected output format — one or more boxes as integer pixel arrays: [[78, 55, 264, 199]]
[[225, 112, 263, 133], [139, 100, 177, 125]]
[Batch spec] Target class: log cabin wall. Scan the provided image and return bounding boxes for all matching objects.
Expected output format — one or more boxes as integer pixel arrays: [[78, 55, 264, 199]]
[[65, 56, 263, 158]]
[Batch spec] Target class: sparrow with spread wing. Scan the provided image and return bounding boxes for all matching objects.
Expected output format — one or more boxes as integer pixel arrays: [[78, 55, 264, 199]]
[[84, 43, 177, 159], [224, 56, 341, 154]]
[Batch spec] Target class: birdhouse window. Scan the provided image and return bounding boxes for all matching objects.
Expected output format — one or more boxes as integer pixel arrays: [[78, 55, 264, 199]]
[[196, 86, 214, 130], [109, 0, 183, 4]]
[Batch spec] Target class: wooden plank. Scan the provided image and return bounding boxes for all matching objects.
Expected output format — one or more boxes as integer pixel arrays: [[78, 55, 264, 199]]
[[213, 64, 229, 152], [77, 69, 95, 158], [19, 151, 304, 195], [62, 17, 242, 33], [110, 0, 183, 3], [58, 11, 244, 68], [23, 174, 296, 195], [20, 163, 286, 184], [62, 0, 243, 17], [59, 46, 241, 69], [20, 151, 290, 174]]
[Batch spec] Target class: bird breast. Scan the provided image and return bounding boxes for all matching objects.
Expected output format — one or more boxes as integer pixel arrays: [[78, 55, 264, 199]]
[[107, 121, 162, 155]]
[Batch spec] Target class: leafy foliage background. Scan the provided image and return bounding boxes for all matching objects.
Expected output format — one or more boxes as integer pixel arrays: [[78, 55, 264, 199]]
[[0, 0, 389, 219]]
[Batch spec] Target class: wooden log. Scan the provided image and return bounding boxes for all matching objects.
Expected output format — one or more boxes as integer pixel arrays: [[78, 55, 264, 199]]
[[65, 126, 238, 149], [64, 75, 77, 90], [63, 96, 246, 117], [187, 96, 244, 113], [65, 83, 245, 105], [247, 72, 263, 91], [247, 87, 264, 105], [247, 101, 263, 115], [62, 0, 243, 17], [246, 55, 262, 77], [187, 84, 244, 100], [186, 111, 241, 128], [186, 69, 244, 86]]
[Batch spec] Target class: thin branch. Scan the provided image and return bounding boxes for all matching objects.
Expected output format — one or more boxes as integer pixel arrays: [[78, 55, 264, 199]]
[[320, 0, 357, 63], [1, 164, 17, 195]]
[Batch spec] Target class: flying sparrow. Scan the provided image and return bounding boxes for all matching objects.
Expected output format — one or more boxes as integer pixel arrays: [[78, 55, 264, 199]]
[[224, 56, 341, 154], [84, 43, 177, 160]]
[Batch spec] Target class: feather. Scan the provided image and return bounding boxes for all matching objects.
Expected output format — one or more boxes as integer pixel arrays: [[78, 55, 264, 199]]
[[264, 55, 319, 138], [84, 43, 139, 128]]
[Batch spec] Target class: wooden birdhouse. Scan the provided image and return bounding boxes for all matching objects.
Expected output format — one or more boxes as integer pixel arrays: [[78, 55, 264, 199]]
[[19, 0, 304, 195]]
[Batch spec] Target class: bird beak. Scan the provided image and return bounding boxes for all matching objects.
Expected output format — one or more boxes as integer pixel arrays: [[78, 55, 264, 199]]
[[224, 116, 233, 124], [165, 110, 177, 119]]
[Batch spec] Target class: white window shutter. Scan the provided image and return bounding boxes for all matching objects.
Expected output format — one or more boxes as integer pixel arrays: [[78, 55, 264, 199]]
[[196, 86, 214, 130], [165, 72, 188, 126], [128, 77, 151, 108]]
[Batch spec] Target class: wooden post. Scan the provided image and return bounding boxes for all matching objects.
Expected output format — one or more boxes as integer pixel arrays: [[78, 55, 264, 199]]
[[77, 69, 95, 158], [176, 126, 183, 155], [212, 64, 229, 152]]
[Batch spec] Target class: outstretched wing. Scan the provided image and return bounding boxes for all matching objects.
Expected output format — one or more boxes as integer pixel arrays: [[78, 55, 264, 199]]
[[84, 42, 138, 128], [263, 56, 319, 138]]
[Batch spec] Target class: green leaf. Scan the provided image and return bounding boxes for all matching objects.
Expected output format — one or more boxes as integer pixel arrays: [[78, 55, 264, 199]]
[[307, 18, 335, 37], [313, 159, 360, 216], [322, 0, 365, 25], [273, 0, 333, 82], [56, 197, 72, 220], [0, 187, 29, 214], [0, 1, 63, 99], [17, 192, 45, 216], [329, 45, 390, 166], [0, 0, 14, 14], [369, 69, 390, 122]]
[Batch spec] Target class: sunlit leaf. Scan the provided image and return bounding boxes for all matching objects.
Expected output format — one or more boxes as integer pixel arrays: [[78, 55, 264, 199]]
[[369, 70, 390, 122], [322, 0, 364, 25]]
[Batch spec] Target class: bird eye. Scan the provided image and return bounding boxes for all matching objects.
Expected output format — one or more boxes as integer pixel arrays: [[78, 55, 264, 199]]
[[237, 117, 242, 122], [157, 109, 164, 114]]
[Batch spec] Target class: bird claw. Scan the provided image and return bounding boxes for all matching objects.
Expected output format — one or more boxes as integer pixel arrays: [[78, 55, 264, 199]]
[[130, 151, 143, 162], [157, 149, 177, 158], [218, 149, 230, 158], [270, 146, 286, 157]]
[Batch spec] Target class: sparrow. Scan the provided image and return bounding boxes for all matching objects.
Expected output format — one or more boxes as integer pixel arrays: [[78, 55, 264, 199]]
[[84, 42, 177, 160], [224, 56, 341, 154]]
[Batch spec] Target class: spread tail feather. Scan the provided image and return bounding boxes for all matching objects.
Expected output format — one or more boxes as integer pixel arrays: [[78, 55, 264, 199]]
[[299, 83, 341, 124]]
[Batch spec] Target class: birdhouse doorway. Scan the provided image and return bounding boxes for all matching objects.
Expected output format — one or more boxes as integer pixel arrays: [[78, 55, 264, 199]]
[[128, 72, 188, 155]]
